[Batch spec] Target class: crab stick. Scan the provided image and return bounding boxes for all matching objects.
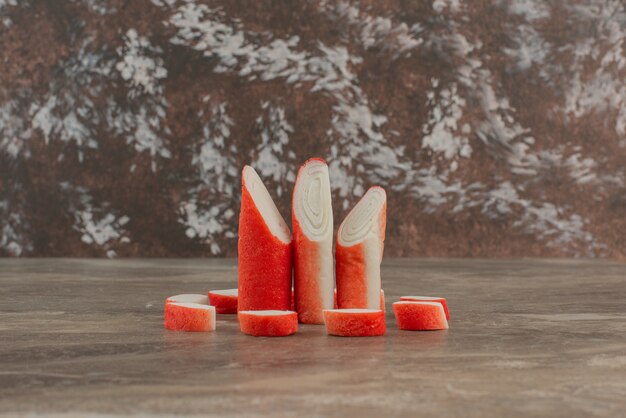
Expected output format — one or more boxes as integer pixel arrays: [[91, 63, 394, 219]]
[[292, 158, 334, 324], [238, 310, 298, 337], [208, 289, 238, 314], [393, 301, 449, 331], [335, 187, 386, 310], [165, 294, 208, 305], [334, 288, 385, 311], [323, 309, 386, 337], [238, 166, 292, 311], [164, 302, 216, 332], [399, 296, 449, 320]]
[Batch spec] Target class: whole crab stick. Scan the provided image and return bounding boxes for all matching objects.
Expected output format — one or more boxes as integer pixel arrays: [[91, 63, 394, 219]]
[[208, 289, 238, 314], [399, 296, 449, 320], [164, 302, 216, 332], [323, 309, 386, 337], [393, 301, 449, 331], [238, 310, 298, 337], [292, 158, 334, 324], [334, 288, 385, 311], [238, 166, 292, 311], [165, 294, 208, 305], [335, 187, 386, 310]]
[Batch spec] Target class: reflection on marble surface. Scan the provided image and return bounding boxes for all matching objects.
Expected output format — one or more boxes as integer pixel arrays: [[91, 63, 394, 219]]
[[1, 258, 626, 417]]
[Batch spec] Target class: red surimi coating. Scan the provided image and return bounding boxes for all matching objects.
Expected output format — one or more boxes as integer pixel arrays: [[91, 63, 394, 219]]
[[208, 289, 238, 314], [334, 288, 385, 311], [292, 158, 334, 325], [393, 301, 449, 331], [164, 302, 216, 332], [238, 166, 292, 312], [323, 309, 386, 337], [335, 187, 386, 310], [238, 310, 298, 337], [399, 296, 450, 320]]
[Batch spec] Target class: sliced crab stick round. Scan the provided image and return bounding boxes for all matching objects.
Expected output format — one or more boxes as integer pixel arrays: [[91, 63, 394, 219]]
[[292, 158, 334, 324], [334, 288, 385, 311], [165, 294, 208, 305], [323, 309, 386, 337], [164, 302, 216, 332], [238, 166, 292, 311], [208, 289, 238, 314], [238, 310, 298, 337], [335, 187, 386, 310], [399, 296, 449, 320], [393, 301, 449, 331]]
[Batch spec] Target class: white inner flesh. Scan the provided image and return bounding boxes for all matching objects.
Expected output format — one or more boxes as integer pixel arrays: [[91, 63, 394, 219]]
[[210, 289, 238, 296], [243, 165, 291, 243], [171, 302, 215, 311], [401, 296, 442, 301], [337, 187, 385, 247], [324, 308, 382, 314], [293, 160, 333, 241], [293, 159, 334, 309], [167, 294, 208, 304], [239, 310, 294, 316]]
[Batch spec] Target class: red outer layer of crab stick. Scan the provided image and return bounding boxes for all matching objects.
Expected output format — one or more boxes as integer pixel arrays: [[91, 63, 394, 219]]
[[323, 309, 386, 337], [238, 310, 298, 337], [165, 294, 208, 305], [164, 302, 216, 332], [335, 187, 387, 310], [399, 296, 449, 320], [238, 166, 293, 312], [334, 288, 385, 311], [393, 301, 449, 331], [292, 158, 334, 324], [208, 289, 238, 314]]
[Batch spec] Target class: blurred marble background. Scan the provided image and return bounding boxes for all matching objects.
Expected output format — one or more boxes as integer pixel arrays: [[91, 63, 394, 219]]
[[0, 0, 625, 259]]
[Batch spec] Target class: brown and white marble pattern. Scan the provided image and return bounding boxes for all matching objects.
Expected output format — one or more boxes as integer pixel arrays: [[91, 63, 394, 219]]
[[1, 1, 626, 259], [1, 258, 626, 417]]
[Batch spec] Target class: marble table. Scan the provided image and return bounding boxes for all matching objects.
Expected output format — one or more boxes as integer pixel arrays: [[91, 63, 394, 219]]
[[1, 258, 625, 417]]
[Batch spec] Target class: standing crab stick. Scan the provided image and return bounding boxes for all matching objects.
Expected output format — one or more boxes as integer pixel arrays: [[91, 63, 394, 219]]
[[164, 302, 216, 332], [292, 158, 334, 324], [208, 289, 238, 314], [400, 296, 449, 320], [166, 294, 208, 305], [393, 301, 449, 331], [238, 166, 292, 312], [335, 187, 386, 309], [323, 309, 386, 337], [238, 310, 298, 337], [334, 288, 385, 311]]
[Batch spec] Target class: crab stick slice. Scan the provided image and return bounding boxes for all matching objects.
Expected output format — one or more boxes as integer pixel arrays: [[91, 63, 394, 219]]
[[208, 289, 238, 314], [238, 310, 298, 337], [164, 302, 216, 332], [399, 296, 449, 320], [238, 166, 292, 311], [323, 309, 386, 337], [165, 294, 208, 305], [292, 158, 334, 324], [393, 301, 449, 331], [336, 187, 386, 310], [334, 288, 385, 311]]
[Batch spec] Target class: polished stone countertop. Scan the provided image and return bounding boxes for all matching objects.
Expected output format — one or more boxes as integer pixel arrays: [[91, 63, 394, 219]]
[[1, 258, 625, 417]]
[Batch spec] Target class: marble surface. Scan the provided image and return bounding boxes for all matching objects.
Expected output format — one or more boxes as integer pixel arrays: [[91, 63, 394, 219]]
[[3, 1, 626, 260], [1, 258, 626, 417]]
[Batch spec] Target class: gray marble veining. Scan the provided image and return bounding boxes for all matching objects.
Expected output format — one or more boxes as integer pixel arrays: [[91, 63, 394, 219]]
[[1, 258, 625, 417]]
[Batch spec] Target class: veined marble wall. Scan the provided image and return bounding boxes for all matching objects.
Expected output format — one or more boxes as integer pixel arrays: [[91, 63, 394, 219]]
[[1, 0, 625, 259]]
